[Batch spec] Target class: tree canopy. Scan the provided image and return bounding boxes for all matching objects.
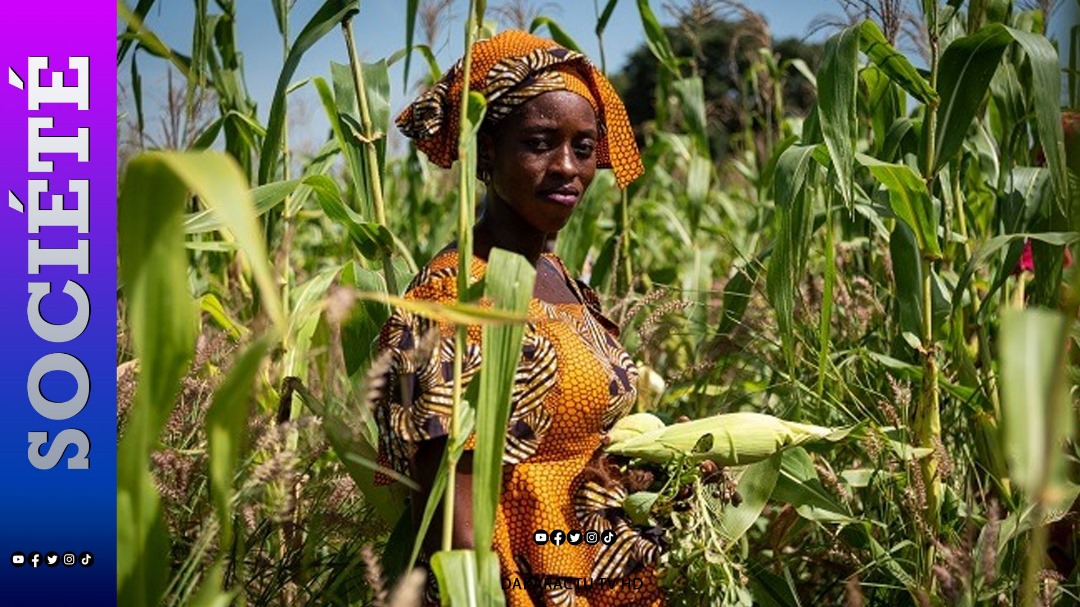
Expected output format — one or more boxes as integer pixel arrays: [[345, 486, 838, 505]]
[[612, 15, 822, 160]]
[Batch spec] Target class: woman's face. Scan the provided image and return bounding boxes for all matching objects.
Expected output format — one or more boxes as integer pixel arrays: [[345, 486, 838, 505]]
[[483, 90, 598, 235]]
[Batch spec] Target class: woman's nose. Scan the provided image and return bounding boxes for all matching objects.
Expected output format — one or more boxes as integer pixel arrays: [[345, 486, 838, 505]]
[[550, 143, 577, 177]]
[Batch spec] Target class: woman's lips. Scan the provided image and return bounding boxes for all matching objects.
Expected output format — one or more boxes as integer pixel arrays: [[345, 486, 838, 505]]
[[540, 189, 580, 207]]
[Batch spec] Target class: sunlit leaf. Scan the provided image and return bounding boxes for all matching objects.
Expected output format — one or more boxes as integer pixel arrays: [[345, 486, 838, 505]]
[[528, 17, 583, 52], [934, 24, 1012, 171], [858, 154, 941, 258], [1000, 309, 1071, 495], [117, 154, 200, 607], [718, 454, 782, 542], [258, 0, 359, 185], [206, 337, 271, 552], [858, 20, 937, 105], [818, 24, 859, 206], [471, 249, 533, 605]]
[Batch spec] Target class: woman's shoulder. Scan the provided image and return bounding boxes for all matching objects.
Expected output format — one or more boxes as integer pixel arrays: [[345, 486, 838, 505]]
[[404, 247, 487, 301]]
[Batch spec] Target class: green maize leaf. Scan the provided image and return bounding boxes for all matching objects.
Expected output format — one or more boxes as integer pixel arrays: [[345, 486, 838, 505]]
[[456, 91, 488, 295], [528, 17, 583, 52], [746, 561, 803, 607], [129, 49, 144, 135], [774, 144, 820, 210], [381, 510, 416, 589], [716, 256, 761, 338], [817, 24, 859, 207], [388, 42, 442, 81], [117, 0, 158, 64], [987, 482, 1080, 556], [404, 0, 419, 87], [866, 534, 919, 592], [718, 453, 782, 543], [431, 549, 497, 607], [198, 293, 249, 340], [773, 449, 857, 524], [1005, 26, 1069, 208], [596, 0, 619, 36], [332, 58, 391, 217], [880, 116, 917, 163], [153, 152, 285, 332], [339, 261, 390, 377], [352, 291, 527, 327], [890, 222, 923, 343], [472, 249, 534, 605], [117, 3, 193, 79], [769, 144, 819, 367], [284, 266, 341, 383], [271, 0, 288, 35], [206, 337, 272, 552], [184, 177, 301, 234], [858, 154, 941, 258], [635, 0, 679, 75], [965, 118, 1000, 188], [184, 241, 238, 252], [312, 74, 366, 214], [117, 155, 199, 607], [864, 351, 978, 404], [861, 66, 903, 156], [188, 114, 225, 151], [673, 77, 709, 158], [858, 20, 937, 105], [304, 174, 396, 259], [934, 24, 1012, 172], [953, 231, 1078, 315], [1000, 309, 1072, 495], [258, 0, 358, 185], [186, 561, 233, 607]]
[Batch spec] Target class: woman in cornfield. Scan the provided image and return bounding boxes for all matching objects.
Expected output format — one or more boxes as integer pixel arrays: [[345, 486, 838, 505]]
[[372, 30, 666, 607]]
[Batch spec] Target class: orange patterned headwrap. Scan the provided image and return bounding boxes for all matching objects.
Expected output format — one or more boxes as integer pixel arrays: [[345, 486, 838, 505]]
[[396, 30, 644, 189]]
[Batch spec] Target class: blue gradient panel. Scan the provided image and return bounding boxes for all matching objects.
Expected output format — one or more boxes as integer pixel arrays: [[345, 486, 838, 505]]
[[0, 4, 117, 606]]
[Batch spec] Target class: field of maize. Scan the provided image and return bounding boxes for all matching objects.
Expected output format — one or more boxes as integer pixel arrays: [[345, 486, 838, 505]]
[[116, 0, 1080, 605]]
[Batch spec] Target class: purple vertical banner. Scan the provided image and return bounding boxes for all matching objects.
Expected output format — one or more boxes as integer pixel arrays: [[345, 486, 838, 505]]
[[0, 3, 117, 606]]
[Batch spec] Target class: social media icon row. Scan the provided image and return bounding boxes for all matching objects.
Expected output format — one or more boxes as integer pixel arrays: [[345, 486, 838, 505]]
[[533, 529, 616, 546], [11, 551, 93, 568]]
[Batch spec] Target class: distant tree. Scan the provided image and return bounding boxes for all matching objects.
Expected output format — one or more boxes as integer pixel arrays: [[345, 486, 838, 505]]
[[611, 11, 822, 160]]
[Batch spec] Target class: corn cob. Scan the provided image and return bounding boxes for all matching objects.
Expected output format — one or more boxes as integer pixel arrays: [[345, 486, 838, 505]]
[[605, 412, 834, 466], [606, 412, 667, 444]]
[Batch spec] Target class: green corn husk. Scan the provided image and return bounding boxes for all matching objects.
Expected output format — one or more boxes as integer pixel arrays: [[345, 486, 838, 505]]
[[606, 412, 667, 444], [605, 412, 836, 466]]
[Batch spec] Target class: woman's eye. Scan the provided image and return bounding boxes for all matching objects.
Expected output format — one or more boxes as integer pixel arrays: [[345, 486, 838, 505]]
[[524, 137, 550, 151], [574, 140, 596, 157]]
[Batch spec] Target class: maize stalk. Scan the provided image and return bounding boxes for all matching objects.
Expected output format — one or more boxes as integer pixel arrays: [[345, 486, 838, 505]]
[[606, 412, 667, 444], [605, 412, 836, 466]]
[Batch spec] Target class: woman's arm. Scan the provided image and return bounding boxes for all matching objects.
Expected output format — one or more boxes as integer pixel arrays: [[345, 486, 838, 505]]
[[411, 436, 475, 552]]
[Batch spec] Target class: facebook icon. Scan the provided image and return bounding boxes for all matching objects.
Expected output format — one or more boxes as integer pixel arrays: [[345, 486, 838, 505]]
[[29, 552, 41, 568], [550, 530, 565, 546]]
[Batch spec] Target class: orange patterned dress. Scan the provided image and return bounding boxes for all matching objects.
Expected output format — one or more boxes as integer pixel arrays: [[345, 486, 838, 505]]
[[374, 249, 666, 607]]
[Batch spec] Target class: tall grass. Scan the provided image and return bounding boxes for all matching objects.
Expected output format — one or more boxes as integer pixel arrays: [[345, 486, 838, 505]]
[[117, 0, 1079, 605]]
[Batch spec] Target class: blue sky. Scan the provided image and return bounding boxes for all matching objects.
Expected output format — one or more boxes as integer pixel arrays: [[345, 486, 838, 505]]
[[121, 1, 845, 151]]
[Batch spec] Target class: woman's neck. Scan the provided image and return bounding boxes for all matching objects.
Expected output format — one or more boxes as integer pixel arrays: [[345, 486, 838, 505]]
[[473, 196, 550, 266]]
